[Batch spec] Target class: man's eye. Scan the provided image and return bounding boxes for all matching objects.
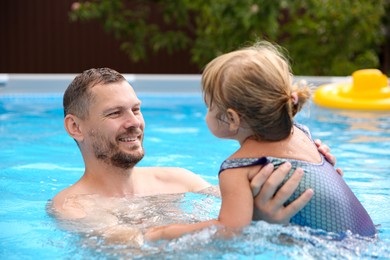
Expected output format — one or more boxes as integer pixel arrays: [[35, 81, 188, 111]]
[[133, 107, 141, 114], [108, 111, 120, 116]]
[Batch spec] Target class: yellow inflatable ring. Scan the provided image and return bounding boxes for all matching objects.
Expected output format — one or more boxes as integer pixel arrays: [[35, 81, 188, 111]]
[[313, 69, 390, 110]]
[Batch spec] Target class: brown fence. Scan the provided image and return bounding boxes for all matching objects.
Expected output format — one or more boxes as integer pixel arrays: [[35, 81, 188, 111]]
[[1, 1, 389, 74], [0, 0, 199, 74]]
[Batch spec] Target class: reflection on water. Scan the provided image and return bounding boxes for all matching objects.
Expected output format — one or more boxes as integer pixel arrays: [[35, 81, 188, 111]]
[[309, 106, 390, 143]]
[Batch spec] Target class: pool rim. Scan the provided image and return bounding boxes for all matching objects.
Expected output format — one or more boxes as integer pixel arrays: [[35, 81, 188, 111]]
[[0, 73, 354, 96]]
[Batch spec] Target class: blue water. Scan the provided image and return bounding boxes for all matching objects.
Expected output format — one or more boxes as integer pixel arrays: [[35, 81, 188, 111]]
[[0, 93, 390, 259]]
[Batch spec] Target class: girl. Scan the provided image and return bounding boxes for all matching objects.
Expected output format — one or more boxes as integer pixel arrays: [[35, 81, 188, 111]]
[[146, 41, 376, 240]]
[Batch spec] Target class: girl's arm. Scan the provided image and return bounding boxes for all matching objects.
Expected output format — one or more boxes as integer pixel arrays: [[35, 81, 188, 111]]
[[144, 219, 219, 241], [217, 167, 254, 227], [145, 167, 253, 241]]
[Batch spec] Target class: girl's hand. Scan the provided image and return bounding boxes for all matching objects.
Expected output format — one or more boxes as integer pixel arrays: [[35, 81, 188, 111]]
[[144, 225, 167, 242]]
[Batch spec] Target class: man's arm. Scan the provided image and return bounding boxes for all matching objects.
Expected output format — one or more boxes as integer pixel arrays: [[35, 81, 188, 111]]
[[51, 192, 145, 247]]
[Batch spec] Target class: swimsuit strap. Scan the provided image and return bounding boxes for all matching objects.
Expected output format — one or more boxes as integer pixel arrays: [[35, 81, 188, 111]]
[[219, 157, 268, 175]]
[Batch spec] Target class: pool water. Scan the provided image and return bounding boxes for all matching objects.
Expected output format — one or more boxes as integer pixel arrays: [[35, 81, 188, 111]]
[[0, 94, 389, 259]]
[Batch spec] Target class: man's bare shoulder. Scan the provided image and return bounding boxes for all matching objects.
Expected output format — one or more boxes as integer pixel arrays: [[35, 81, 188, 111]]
[[135, 166, 194, 176], [51, 184, 87, 219], [135, 166, 211, 192]]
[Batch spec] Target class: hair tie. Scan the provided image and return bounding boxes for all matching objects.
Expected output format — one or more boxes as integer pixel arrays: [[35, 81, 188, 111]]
[[291, 92, 298, 105]]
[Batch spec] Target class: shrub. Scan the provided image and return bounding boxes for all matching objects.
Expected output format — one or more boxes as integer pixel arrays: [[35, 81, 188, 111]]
[[70, 0, 387, 76]]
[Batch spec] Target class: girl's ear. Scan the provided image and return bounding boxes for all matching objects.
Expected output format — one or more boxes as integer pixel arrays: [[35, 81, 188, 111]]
[[226, 108, 241, 132], [64, 114, 84, 142]]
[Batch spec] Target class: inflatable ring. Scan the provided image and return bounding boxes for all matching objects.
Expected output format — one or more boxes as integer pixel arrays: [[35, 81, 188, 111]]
[[313, 69, 390, 110]]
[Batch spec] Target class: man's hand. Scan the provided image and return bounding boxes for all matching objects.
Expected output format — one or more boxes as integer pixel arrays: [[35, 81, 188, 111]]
[[249, 139, 341, 224], [314, 139, 343, 176], [250, 162, 314, 224]]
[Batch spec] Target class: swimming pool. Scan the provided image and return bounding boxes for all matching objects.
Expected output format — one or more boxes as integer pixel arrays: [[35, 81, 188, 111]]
[[1, 80, 390, 259]]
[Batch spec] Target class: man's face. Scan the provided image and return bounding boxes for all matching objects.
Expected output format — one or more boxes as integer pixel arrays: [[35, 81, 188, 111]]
[[84, 81, 145, 169]]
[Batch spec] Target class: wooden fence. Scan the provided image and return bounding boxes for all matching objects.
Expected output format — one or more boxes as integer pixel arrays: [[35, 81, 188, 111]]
[[0, 0, 199, 74], [0, 0, 388, 74]]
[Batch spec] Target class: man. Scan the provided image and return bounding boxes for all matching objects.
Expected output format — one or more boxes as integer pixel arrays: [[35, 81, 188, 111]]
[[52, 68, 338, 245]]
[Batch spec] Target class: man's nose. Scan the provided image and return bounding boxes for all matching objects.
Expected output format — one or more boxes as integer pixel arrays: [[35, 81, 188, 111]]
[[123, 112, 141, 128]]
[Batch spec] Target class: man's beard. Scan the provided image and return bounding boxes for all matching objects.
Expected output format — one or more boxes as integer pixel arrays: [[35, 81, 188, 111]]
[[89, 130, 144, 169]]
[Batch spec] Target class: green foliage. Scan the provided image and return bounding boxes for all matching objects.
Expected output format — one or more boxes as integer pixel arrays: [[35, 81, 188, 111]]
[[70, 0, 387, 75], [278, 0, 386, 75]]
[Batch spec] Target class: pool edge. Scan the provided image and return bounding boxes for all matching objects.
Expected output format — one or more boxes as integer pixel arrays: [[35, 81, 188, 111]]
[[0, 73, 352, 96]]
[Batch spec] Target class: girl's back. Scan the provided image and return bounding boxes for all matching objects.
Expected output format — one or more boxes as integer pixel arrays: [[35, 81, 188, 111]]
[[221, 124, 376, 236]]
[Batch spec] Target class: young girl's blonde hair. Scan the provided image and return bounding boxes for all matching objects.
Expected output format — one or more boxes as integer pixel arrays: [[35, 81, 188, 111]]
[[202, 41, 310, 141]]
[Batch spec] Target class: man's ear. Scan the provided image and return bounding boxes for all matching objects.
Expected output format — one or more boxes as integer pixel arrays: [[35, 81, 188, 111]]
[[64, 114, 84, 142], [226, 108, 241, 132]]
